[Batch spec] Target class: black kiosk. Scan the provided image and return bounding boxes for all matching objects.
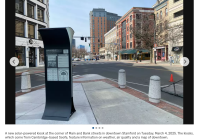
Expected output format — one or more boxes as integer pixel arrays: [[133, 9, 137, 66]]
[[38, 27, 76, 121]]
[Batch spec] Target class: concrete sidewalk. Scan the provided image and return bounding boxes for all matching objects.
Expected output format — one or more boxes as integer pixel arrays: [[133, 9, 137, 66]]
[[16, 74, 183, 124]]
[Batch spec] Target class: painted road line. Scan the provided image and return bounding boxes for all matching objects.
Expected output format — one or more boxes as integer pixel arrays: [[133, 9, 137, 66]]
[[129, 66, 183, 73], [73, 75, 80, 78], [35, 73, 45, 77], [108, 78, 149, 87], [109, 78, 176, 88]]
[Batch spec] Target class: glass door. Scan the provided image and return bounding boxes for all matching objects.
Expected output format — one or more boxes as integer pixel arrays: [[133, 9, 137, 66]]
[[29, 47, 35, 67]]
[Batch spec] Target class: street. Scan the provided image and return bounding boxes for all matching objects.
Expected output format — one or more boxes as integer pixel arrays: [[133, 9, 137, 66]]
[[16, 60, 183, 107]]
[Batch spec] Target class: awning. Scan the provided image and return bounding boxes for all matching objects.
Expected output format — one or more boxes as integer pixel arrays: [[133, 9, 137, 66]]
[[172, 46, 183, 52], [118, 49, 150, 54], [119, 49, 137, 54]]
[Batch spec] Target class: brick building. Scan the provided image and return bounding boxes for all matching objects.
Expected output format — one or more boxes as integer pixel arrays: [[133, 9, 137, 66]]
[[116, 7, 154, 60], [89, 8, 121, 55]]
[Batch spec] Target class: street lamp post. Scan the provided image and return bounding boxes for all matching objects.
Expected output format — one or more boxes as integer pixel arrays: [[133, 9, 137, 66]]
[[153, 13, 156, 64]]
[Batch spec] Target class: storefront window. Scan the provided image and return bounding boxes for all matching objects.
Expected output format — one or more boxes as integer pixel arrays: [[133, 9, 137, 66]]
[[162, 48, 165, 57], [15, 46, 26, 66], [39, 48, 44, 65]]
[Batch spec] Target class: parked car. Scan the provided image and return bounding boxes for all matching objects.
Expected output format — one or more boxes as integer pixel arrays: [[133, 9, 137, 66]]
[[74, 58, 81, 61], [72, 58, 74, 61]]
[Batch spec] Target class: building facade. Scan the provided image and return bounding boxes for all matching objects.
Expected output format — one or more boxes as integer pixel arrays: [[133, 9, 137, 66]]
[[89, 8, 121, 55], [152, 0, 169, 62], [15, 0, 49, 69], [116, 7, 154, 60], [103, 26, 117, 60], [168, 0, 183, 63]]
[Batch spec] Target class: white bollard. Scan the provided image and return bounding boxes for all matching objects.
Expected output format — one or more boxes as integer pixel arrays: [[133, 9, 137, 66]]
[[148, 75, 161, 103], [118, 69, 126, 88], [21, 72, 31, 92]]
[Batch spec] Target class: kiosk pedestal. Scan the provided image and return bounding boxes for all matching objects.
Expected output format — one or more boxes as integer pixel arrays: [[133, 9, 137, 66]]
[[38, 27, 76, 121]]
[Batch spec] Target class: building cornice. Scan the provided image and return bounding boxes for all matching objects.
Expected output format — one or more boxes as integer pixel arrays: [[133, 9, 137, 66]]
[[116, 8, 154, 24], [152, 0, 168, 9], [104, 26, 116, 37], [169, 3, 183, 12]]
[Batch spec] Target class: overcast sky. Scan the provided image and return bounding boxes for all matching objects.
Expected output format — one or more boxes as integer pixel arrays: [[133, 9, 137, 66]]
[[49, 0, 157, 52]]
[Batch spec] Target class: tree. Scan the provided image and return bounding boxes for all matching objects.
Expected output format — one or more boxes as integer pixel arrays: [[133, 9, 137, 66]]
[[154, 16, 183, 62], [130, 13, 155, 63], [72, 47, 88, 58], [105, 39, 118, 60]]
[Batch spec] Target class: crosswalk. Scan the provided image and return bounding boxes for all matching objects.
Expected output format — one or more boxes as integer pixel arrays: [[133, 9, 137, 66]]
[[34, 72, 77, 77]]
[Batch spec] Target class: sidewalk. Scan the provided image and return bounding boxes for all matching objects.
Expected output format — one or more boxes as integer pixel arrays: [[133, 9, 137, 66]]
[[16, 74, 183, 124]]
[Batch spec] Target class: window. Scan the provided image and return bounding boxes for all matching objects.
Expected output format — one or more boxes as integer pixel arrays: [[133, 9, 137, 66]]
[[160, 11, 162, 19], [27, 3, 34, 18], [15, 46, 26, 66], [127, 43, 129, 48], [160, 23, 162, 32], [157, 13, 159, 20], [38, 0, 43, 2], [38, 8, 44, 22], [164, 20, 167, 29], [174, 0, 180, 2], [38, 25, 45, 40], [28, 23, 35, 39], [136, 14, 141, 19], [165, 34, 168, 41], [127, 35, 128, 40], [165, 8, 168, 16], [130, 25, 132, 30], [127, 19, 128, 23], [174, 10, 183, 18], [15, 0, 24, 14], [127, 26, 128, 31], [130, 15, 132, 22], [15, 20, 24, 37], [156, 24, 159, 32], [137, 23, 141, 29], [130, 42, 132, 48], [117, 32, 118, 36], [39, 48, 44, 65], [130, 33, 132, 38]]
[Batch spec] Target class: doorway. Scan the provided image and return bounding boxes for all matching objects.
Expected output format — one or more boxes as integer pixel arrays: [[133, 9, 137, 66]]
[[29, 47, 35, 67]]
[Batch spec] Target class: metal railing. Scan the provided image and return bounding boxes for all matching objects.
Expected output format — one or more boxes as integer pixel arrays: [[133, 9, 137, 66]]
[[161, 79, 183, 98]]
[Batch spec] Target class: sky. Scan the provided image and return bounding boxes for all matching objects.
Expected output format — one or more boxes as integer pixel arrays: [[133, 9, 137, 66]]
[[49, 0, 157, 52]]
